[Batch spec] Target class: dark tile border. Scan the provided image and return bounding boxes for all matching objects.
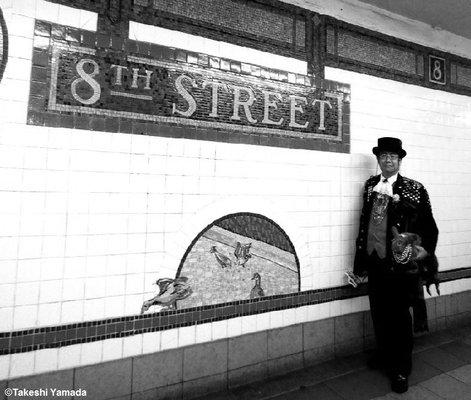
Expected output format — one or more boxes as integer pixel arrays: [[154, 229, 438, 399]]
[[44, 0, 471, 98], [0, 267, 469, 356], [324, 17, 471, 97], [132, 0, 308, 60], [0, 6, 8, 84], [45, 0, 310, 59]]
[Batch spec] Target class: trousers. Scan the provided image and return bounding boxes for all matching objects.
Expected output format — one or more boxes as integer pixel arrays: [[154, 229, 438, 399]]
[[367, 253, 418, 376]]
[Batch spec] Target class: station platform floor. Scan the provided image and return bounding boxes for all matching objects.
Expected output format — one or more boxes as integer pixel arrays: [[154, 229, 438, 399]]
[[197, 324, 471, 400]]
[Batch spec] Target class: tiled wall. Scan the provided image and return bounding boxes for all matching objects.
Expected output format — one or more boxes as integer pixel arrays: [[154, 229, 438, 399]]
[[1, 290, 470, 400], [0, 0, 471, 385]]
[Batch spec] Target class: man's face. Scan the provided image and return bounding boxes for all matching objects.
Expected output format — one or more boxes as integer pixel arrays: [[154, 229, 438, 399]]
[[378, 152, 401, 177]]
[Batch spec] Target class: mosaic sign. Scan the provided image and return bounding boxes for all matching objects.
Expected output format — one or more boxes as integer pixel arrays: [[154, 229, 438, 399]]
[[429, 55, 446, 85], [173, 214, 300, 311], [44, 41, 349, 144], [0, 6, 8, 83]]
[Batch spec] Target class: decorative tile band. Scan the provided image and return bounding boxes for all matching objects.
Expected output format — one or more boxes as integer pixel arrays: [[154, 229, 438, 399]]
[[325, 18, 471, 97], [132, 0, 307, 58], [0, 6, 8, 84], [0, 267, 470, 356], [335, 30, 420, 77], [43, 0, 471, 98]]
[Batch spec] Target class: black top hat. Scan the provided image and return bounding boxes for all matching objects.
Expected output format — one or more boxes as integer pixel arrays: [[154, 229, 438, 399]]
[[372, 137, 406, 158]]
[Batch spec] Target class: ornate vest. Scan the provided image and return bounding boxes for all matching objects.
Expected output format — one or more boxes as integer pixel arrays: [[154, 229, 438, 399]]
[[366, 192, 390, 259]]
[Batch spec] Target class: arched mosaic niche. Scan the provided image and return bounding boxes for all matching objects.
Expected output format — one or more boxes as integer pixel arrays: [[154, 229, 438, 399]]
[[175, 213, 300, 309], [0, 6, 8, 83]]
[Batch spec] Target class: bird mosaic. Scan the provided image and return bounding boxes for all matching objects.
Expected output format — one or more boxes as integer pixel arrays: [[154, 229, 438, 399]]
[[210, 242, 252, 269], [250, 272, 265, 299], [210, 246, 233, 268], [140, 277, 192, 314], [234, 242, 252, 267]]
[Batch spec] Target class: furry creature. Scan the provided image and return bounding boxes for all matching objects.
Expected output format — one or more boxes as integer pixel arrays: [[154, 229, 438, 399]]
[[391, 226, 421, 265]]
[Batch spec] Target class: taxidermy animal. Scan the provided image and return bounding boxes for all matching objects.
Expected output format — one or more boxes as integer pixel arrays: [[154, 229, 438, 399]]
[[391, 226, 421, 264]]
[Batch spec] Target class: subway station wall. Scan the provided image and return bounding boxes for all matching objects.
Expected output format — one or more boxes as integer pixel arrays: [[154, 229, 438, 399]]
[[0, 0, 471, 383]]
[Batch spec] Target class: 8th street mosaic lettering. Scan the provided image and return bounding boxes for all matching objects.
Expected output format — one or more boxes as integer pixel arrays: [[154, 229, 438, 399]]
[[46, 42, 349, 141]]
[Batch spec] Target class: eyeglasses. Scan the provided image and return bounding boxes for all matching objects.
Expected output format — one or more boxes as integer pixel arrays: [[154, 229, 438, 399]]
[[378, 152, 399, 161]]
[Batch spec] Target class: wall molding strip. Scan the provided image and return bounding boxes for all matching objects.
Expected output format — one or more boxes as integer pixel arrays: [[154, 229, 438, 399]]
[[0, 267, 470, 356]]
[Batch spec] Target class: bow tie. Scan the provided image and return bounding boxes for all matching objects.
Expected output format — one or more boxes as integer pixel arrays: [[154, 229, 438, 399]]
[[373, 178, 393, 197]]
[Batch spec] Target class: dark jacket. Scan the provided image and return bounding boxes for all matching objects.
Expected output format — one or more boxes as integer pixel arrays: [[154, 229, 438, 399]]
[[353, 174, 439, 286]]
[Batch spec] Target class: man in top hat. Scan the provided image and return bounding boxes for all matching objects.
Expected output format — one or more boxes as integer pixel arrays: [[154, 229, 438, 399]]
[[353, 137, 439, 393]]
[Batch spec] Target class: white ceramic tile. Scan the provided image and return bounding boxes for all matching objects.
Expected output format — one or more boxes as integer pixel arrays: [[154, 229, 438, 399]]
[[34, 348, 58, 374], [227, 317, 242, 338], [8, 13, 34, 38], [9, 351, 35, 378], [42, 236, 66, 258], [16, 259, 41, 282], [104, 296, 125, 318], [0, 261, 17, 283], [0, 284, 15, 307], [83, 298, 105, 321], [0, 354, 10, 380], [80, 341, 103, 366], [142, 331, 161, 354], [129, 22, 307, 74], [123, 335, 143, 358], [60, 300, 83, 324], [40, 259, 64, 281], [36, 0, 60, 22], [39, 280, 62, 303], [195, 323, 212, 344], [105, 275, 126, 297], [13, 305, 38, 330], [125, 274, 145, 295], [282, 308, 297, 326], [160, 328, 179, 351], [211, 320, 228, 341], [0, 307, 13, 331], [178, 325, 196, 347], [62, 278, 85, 301], [240, 315, 258, 335], [294, 306, 308, 324], [255, 312, 270, 331], [124, 294, 142, 316], [84, 277, 106, 299], [63, 257, 87, 279], [329, 300, 342, 318], [37, 302, 61, 326], [102, 337, 123, 362], [17, 236, 43, 259], [58, 344, 82, 370]]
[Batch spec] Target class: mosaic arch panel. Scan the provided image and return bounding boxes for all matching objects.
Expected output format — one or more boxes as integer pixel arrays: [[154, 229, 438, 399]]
[[0, 6, 8, 83], [172, 213, 301, 310]]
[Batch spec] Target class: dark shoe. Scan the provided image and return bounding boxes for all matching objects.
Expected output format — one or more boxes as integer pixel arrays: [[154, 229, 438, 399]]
[[391, 374, 408, 393]]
